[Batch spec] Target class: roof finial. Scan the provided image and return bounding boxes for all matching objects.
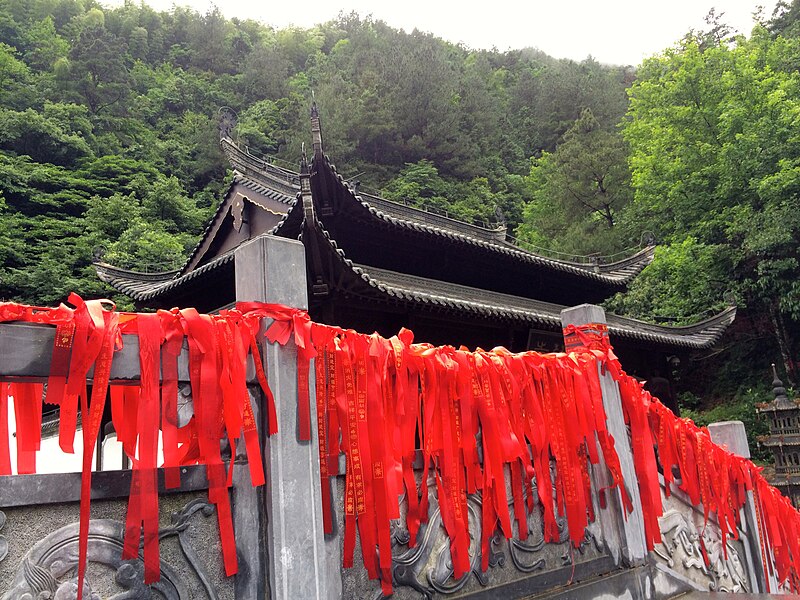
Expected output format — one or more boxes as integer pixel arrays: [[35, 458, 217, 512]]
[[772, 363, 792, 407], [310, 98, 323, 158], [218, 106, 237, 141]]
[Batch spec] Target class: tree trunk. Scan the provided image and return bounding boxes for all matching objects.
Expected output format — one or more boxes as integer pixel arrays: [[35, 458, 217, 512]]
[[769, 305, 797, 387]]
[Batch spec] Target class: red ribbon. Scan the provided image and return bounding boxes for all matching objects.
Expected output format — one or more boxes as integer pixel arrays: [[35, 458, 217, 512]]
[[121, 313, 162, 583], [11, 382, 44, 474], [160, 310, 184, 489], [76, 301, 118, 600], [0, 383, 10, 475]]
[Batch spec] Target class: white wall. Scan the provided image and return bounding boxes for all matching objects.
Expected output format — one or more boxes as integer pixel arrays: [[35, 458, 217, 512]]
[[5, 398, 93, 474], [4, 395, 164, 474]]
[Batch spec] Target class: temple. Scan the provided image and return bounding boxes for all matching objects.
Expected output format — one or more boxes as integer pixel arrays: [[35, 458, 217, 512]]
[[95, 106, 736, 387]]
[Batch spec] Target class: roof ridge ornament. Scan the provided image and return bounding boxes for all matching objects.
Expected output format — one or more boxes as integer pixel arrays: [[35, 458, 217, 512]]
[[310, 100, 323, 158], [299, 142, 313, 220], [300, 142, 308, 174], [218, 106, 237, 142]]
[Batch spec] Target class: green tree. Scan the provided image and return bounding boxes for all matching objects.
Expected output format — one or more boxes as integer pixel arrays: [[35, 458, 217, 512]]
[[509, 56, 632, 155], [0, 42, 29, 107], [237, 98, 286, 154], [68, 19, 130, 114], [103, 219, 188, 270], [23, 16, 68, 70], [382, 160, 502, 225], [0, 107, 93, 166], [768, 0, 800, 37], [605, 238, 729, 323], [381, 159, 451, 213], [141, 175, 206, 234], [517, 108, 631, 255], [187, 7, 235, 74], [623, 26, 800, 382], [239, 40, 290, 103]]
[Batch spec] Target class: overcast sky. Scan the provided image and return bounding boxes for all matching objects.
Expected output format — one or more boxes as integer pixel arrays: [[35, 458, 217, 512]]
[[105, 0, 780, 65]]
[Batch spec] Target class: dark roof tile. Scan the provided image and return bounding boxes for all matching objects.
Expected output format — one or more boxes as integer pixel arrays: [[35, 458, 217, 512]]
[[95, 252, 234, 302], [314, 154, 654, 286], [312, 220, 734, 350]]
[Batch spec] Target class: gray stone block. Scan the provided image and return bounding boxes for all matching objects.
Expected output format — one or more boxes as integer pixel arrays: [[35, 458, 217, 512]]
[[560, 304, 648, 567], [235, 234, 335, 600], [708, 420, 750, 459]]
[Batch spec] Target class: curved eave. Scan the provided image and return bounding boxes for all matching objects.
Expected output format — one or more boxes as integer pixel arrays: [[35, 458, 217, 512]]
[[237, 174, 298, 209], [357, 189, 508, 243], [313, 154, 653, 287], [503, 244, 656, 278], [605, 307, 736, 350], [94, 252, 234, 302], [590, 244, 655, 278], [269, 193, 304, 239], [312, 219, 734, 350], [221, 137, 300, 197]]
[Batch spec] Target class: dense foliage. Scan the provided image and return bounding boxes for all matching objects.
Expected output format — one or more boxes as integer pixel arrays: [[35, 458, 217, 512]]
[[614, 12, 800, 389]]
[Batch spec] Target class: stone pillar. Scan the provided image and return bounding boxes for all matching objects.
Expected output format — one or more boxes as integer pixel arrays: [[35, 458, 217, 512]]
[[231, 389, 266, 599], [560, 304, 647, 567], [235, 235, 334, 600], [707, 421, 750, 459], [708, 420, 772, 593]]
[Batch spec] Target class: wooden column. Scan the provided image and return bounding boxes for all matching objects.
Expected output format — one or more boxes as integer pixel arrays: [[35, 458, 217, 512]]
[[235, 234, 334, 600], [560, 304, 648, 567]]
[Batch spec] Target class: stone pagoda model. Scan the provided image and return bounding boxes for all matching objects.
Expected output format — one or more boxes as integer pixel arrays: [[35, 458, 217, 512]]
[[758, 365, 800, 508]]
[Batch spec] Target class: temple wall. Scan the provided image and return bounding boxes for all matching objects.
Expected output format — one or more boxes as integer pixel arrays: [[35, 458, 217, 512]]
[[333, 468, 615, 599], [651, 478, 755, 594]]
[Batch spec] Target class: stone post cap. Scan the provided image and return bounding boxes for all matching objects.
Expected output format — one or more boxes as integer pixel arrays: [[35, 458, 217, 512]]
[[560, 304, 609, 352], [707, 420, 751, 459]]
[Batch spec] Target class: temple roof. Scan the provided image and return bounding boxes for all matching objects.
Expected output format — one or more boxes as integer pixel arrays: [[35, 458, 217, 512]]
[[220, 137, 300, 197], [221, 137, 656, 282], [308, 217, 735, 350], [349, 264, 735, 349], [180, 170, 298, 275], [93, 116, 733, 350], [309, 150, 655, 288], [101, 136, 657, 306], [94, 221, 734, 350]]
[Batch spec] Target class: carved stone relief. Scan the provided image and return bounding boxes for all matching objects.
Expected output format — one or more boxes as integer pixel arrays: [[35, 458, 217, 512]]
[[0, 510, 7, 564], [387, 493, 504, 599], [2, 499, 219, 600], [359, 473, 610, 599], [653, 508, 749, 593]]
